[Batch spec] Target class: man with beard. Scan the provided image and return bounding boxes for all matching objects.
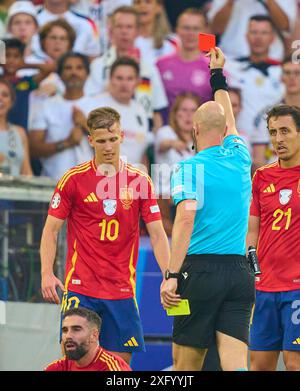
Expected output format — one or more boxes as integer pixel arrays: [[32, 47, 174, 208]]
[[29, 52, 97, 180], [45, 307, 131, 371]]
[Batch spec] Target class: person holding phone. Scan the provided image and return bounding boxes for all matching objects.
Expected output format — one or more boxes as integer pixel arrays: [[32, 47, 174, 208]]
[[160, 47, 255, 371]]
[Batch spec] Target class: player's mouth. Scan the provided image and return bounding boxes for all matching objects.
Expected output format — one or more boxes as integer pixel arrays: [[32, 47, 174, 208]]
[[277, 145, 288, 154], [65, 341, 77, 350], [104, 153, 114, 159]]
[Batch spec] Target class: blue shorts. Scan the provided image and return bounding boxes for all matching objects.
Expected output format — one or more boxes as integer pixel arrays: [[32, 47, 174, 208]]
[[249, 290, 300, 351], [60, 291, 145, 353]]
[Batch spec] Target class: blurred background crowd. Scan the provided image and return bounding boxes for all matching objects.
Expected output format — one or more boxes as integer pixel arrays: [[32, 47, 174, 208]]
[[1, 0, 300, 235]]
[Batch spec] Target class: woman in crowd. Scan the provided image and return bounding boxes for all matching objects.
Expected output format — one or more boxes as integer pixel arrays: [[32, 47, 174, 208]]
[[153, 92, 200, 235], [0, 78, 32, 176], [133, 0, 177, 63]]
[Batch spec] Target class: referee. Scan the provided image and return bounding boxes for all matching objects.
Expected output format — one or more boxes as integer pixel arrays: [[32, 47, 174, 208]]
[[160, 48, 255, 371]]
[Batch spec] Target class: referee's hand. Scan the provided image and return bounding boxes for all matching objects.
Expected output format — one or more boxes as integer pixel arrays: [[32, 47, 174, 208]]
[[206, 47, 226, 70], [160, 279, 181, 309]]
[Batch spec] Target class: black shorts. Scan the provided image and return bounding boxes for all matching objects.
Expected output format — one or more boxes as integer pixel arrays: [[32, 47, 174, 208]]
[[173, 254, 255, 349]]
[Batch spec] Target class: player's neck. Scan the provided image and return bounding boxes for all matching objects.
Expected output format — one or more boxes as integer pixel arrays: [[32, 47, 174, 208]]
[[75, 345, 100, 368], [284, 93, 300, 107], [94, 156, 121, 174], [64, 90, 84, 101]]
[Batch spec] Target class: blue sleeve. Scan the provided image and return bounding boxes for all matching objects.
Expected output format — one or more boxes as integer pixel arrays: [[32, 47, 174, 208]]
[[223, 135, 251, 163], [171, 162, 198, 206]]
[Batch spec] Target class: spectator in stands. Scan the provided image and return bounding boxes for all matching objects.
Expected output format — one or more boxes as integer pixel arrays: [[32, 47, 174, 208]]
[[69, 0, 133, 54], [208, 0, 297, 61], [26, 19, 76, 96], [153, 92, 199, 236], [85, 6, 168, 131], [0, 78, 32, 176], [6, 1, 38, 57], [133, 0, 177, 63], [228, 87, 251, 152], [156, 8, 212, 112], [252, 55, 300, 170], [45, 308, 131, 371], [29, 52, 97, 180], [32, 0, 100, 58], [224, 15, 284, 143], [1, 38, 55, 130], [93, 57, 150, 167]]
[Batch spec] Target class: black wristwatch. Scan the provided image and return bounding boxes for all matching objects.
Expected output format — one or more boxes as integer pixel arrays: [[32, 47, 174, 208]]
[[56, 141, 66, 152], [165, 269, 180, 280]]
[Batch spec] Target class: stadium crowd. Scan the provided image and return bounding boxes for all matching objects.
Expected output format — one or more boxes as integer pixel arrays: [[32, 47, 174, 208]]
[[0, 0, 299, 232]]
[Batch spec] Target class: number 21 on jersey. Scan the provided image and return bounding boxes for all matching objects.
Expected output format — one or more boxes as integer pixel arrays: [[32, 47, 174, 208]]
[[272, 208, 292, 231]]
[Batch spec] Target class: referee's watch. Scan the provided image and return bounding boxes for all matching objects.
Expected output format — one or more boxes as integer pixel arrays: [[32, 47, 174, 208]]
[[165, 269, 180, 280]]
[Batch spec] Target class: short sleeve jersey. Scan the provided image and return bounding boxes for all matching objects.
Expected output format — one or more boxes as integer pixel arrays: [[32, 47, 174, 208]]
[[171, 135, 252, 255]]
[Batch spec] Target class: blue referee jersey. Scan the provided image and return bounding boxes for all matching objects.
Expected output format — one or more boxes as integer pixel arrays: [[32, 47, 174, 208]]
[[171, 135, 251, 255]]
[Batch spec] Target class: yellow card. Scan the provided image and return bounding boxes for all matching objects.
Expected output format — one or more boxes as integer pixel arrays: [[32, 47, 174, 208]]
[[166, 299, 191, 316]]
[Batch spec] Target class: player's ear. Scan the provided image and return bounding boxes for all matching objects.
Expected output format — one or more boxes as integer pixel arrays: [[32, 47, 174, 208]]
[[88, 134, 94, 147]]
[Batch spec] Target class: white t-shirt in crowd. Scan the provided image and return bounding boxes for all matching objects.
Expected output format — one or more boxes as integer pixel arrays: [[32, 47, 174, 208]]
[[224, 58, 284, 139], [92, 92, 150, 165], [29, 95, 97, 180], [153, 125, 194, 196], [32, 8, 101, 57], [84, 46, 168, 119], [70, 0, 133, 54], [135, 36, 176, 64], [208, 0, 297, 61]]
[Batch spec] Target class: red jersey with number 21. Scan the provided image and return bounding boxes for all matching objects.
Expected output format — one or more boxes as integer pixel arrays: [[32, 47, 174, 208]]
[[48, 160, 161, 300], [250, 161, 300, 292]]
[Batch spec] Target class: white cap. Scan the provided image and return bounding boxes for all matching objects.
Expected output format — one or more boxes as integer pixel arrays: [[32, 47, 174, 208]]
[[7, 1, 38, 25]]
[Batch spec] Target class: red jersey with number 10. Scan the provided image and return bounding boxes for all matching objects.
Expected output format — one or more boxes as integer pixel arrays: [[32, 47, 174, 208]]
[[250, 161, 300, 291], [48, 160, 161, 300]]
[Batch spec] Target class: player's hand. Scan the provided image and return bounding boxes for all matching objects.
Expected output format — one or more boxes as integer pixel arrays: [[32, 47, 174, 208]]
[[207, 47, 226, 70], [41, 273, 65, 304], [160, 279, 181, 309]]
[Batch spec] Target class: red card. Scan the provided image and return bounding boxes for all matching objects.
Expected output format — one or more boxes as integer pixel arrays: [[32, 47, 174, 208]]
[[198, 33, 216, 52]]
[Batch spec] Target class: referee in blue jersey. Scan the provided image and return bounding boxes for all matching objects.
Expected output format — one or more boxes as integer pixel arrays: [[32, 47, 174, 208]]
[[160, 48, 255, 371]]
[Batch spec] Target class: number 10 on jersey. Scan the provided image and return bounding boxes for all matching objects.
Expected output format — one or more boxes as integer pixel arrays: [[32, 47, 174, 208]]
[[99, 219, 119, 241]]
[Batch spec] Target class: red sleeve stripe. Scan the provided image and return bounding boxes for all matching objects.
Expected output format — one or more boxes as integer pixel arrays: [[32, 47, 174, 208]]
[[58, 164, 92, 191], [100, 352, 121, 371], [125, 164, 155, 194], [57, 161, 91, 189]]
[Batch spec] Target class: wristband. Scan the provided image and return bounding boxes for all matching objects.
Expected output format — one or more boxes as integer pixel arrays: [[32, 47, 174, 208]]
[[210, 68, 228, 94], [56, 141, 66, 152]]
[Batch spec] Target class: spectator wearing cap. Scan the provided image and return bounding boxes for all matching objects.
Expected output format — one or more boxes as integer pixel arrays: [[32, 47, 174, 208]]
[[6, 1, 38, 57]]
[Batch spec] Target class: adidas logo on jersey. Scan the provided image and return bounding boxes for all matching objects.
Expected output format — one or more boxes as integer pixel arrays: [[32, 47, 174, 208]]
[[84, 192, 98, 202], [292, 337, 300, 345], [263, 184, 275, 193], [124, 337, 139, 347]]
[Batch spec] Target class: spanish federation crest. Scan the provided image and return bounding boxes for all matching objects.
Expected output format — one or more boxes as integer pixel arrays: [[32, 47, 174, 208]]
[[103, 199, 117, 216], [120, 186, 133, 210], [279, 189, 292, 205], [51, 193, 61, 209]]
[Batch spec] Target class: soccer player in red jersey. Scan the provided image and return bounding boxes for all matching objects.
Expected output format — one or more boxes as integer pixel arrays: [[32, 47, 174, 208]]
[[40, 107, 170, 364], [45, 307, 131, 371], [247, 105, 300, 371]]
